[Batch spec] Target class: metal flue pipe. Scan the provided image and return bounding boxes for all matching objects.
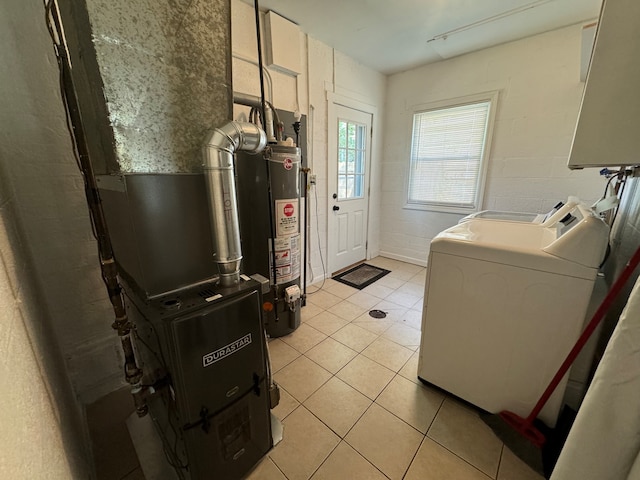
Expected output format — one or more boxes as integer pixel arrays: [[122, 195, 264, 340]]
[[203, 121, 267, 286]]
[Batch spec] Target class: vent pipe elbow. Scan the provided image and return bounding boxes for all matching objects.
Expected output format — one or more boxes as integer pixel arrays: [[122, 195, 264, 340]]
[[203, 121, 267, 286]]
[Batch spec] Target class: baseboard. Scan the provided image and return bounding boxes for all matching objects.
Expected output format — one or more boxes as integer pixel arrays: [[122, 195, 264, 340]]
[[379, 251, 428, 267]]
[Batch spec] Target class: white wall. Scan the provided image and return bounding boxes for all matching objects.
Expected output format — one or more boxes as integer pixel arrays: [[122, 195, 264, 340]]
[[381, 24, 604, 265], [0, 0, 122, 404], [231, 0, 386, 280], [0, 4, 92, 473], [0, 190, 91, 478]]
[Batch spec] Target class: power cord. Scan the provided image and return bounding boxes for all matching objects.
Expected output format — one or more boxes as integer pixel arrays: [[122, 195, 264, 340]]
[[306, 184, 327, 294]]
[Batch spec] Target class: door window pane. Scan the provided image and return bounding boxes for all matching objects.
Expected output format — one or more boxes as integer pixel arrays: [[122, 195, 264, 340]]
[[338, 149, 347, 174], [337, 118, 367, 200]]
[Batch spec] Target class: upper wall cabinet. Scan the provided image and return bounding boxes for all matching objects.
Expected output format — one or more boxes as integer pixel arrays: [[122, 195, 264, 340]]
[[568, 0, 640, 169]]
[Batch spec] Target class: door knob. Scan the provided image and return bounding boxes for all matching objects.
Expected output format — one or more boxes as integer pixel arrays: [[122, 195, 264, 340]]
[[333, 205, 340, 211]]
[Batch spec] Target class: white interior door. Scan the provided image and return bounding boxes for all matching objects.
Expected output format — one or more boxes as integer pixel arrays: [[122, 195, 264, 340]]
[[328, 103, 372, 274]]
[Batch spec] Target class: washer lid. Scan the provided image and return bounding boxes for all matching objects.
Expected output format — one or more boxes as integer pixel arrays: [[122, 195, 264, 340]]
[[431, 209, 607, 279]]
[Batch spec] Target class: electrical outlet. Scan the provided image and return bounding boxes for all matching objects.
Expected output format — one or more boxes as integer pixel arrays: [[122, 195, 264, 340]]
[[309, 174, 317, 185]]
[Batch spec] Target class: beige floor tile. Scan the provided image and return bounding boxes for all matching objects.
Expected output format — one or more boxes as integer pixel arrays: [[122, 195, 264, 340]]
[[375, 275, 406, 290], [346, 403, 423, 480], [336, 355, 395, 399], [305, 310, 349, 336], [383, 258, 413, 270], [327, 300, 367, 321], [361, 337, 414, 372], [311, 441, 387, 480], [309, 278, 334, 290], [361, 282, 394, 299], [401, 281, 425, 298], [387, 269, 416, 281], [272, 386, 300, 421], [307, 290, 342, 310], [412, 298, 424, 311], [331, 323, 378, 352], [383, 323, 422, 348], [395, 261, 424, 275], [386, 290, 422, 308], [280, 323, 327, 353], [346, 291, 380, 310], [269, 406, 340, 480], [304, 337, 358, 374], [352, 315, 394, 335], [273, 355, 332, 402], [323, 281, 358, 299], [368, 301, 408, 322], [366, 256, 397, 269], [246, 456, 287, 480], [304, 377, 372, 437], [498, 447, 545, 480], [408, 270, 426, 286], [428, 398, 503, 478], [398, 351, 421, 384], [301, 302, 324, 322], [405, 437, 492, 480], [268, 338, 301, 373], [376, 375, 445, 433], [400, 309, 423, 330]]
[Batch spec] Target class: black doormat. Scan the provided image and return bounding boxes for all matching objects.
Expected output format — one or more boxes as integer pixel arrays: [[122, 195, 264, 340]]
[[333, 263, 390, 290]]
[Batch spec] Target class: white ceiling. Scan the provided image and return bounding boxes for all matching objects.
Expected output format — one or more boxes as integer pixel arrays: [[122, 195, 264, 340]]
[[246, 0, 602, 74]]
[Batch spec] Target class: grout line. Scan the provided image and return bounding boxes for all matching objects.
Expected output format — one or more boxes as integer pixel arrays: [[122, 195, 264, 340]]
[[426, 437, 495, 479], [425, 397, 497, 479], [342, 438, 393, 480], [496, 444, 506, 480], [371, 377, 427, 437], [424, 392, 447, 436], [118, 465, 142, 480], [401, 434, 427, 480], [269, 457, 288, 479]]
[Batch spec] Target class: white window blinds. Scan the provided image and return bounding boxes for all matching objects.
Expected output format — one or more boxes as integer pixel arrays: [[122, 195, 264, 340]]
[[408, 101, 491, 210]]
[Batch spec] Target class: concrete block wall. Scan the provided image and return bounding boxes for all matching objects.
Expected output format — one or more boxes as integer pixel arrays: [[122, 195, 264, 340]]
[[1, 0, 122, 407], [0, 2, 93, 472], [381, 24, 604, 265], [0, 173, 91, 479]]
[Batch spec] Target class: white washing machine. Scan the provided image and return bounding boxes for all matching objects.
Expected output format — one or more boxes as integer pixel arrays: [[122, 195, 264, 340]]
[[460, 198, 578, 225], [418, 203, 608, 427]]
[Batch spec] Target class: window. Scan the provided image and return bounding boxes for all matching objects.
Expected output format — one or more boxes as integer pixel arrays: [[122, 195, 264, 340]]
[[407, 93, 497, 213], [337, 119, 366, 200]]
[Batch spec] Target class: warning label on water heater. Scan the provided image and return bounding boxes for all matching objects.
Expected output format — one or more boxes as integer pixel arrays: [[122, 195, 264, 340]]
[[276, 198, 299, 237], [269, 234, 301, 284]]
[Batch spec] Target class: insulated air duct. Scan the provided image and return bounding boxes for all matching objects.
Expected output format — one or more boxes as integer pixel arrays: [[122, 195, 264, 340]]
[[203, 121, 267, 286]]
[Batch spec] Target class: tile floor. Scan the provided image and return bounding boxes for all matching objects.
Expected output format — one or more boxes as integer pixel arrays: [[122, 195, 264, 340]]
[[88, 256, 544, 480], [248, 256, 544, 480]]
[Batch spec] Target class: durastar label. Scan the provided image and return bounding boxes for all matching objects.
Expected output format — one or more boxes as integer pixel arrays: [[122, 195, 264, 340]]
[[202, 334, 252, 367]]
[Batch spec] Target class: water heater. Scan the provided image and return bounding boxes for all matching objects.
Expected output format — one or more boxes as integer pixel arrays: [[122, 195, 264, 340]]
[[236, 142, 303, 337]]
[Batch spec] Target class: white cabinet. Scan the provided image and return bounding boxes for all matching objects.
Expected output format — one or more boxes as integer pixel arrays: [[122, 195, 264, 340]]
[[568, 0, 640, 169]]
